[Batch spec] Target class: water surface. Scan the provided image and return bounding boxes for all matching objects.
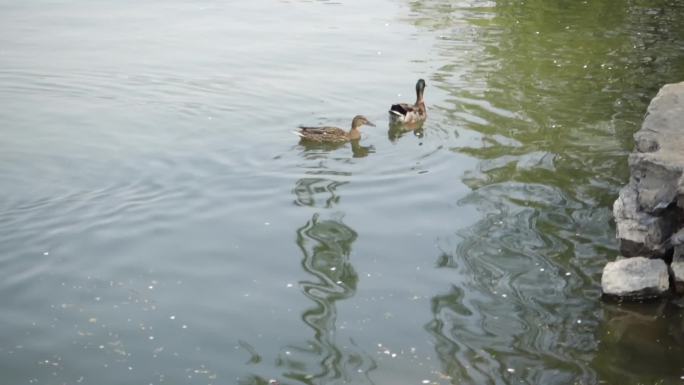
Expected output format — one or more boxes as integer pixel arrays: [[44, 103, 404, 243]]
[[2, 1, 684, 384]]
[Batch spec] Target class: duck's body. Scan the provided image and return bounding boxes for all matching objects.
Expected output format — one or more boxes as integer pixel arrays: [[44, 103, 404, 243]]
[[295, 126, 353, 143], [389, 79, 427, 125], [296, 115, 375, 143]]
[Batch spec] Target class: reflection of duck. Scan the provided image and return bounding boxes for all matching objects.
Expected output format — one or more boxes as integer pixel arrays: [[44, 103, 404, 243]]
[[389, 79, 427, 125], [295, 115, 375, 143], [350, 139, 374, 158], [388, 124, 424, 143], [297, 138, 375, 158]]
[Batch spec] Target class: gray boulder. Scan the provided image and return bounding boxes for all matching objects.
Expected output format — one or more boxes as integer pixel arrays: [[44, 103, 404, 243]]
[[601, 257, 669, 300], [613, 183, 671, 257], [613, 81, 684, 258], [675, 245, 684, 262], [631, 82, 684, 214], [664, 228, 684, 262], [671, 262, 684, 294]]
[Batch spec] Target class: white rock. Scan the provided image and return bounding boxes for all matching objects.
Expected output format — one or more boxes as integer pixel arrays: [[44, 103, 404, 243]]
[[670, 261, 684, 294], [601, 257, 669, 300]]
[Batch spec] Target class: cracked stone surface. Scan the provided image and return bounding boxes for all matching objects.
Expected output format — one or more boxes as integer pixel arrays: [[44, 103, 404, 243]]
[[601, 257, 669, 300], [631, 82, 684, 214], [672, 262, 684, 294], [613, 183, 671, 257], [613, 81, 684, 258]]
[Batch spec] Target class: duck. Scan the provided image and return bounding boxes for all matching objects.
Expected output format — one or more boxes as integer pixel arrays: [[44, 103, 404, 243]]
[[389, 79, 427, 125], [295, 115, 375, 143]]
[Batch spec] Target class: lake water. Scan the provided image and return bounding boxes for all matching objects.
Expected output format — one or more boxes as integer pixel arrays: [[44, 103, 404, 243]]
[[2, 1, 684, 384]]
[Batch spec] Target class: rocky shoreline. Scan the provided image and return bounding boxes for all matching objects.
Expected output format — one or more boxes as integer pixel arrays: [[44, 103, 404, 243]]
[[602, 81, 684, 300]]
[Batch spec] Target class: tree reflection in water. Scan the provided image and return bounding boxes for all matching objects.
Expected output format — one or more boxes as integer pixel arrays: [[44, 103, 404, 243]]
[[240, 211, 375, 385], [293, 178, 348, 209], [272, 213, 373, 384]]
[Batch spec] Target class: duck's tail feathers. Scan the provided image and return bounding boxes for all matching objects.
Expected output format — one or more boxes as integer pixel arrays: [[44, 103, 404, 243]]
[[292, 130, 304, 137]]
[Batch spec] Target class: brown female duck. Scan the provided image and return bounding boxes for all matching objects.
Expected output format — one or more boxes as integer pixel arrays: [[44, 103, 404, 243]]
[[389, 79, 427, 125], [295, 115, 375, 143]]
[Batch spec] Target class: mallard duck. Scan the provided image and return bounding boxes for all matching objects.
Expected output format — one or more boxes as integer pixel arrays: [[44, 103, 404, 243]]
[[295, 115, 375, 143], [389, 79, 427, 124]]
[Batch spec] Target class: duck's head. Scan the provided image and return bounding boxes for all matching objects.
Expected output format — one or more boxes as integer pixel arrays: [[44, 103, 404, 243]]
[[351, 115, 375, 129], [416, 79, 426, 97]]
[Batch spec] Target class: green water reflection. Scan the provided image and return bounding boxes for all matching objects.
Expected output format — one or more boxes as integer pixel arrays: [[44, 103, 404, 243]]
[[596, 302, 684, 384], [408, 0, 684, 383]]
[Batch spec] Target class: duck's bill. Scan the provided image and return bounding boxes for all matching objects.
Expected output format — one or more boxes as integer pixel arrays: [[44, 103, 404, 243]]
[[366, 121, 376, 127]]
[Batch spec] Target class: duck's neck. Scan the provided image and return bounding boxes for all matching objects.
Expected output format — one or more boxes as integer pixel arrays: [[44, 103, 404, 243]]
[[348, 127, 361, 140], [415, 89, 426, 114], [415, 89, 424, 105]]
